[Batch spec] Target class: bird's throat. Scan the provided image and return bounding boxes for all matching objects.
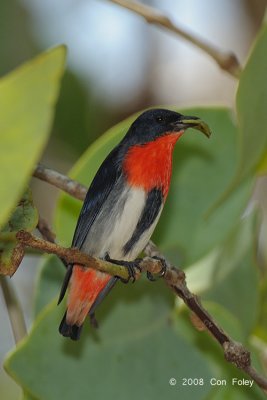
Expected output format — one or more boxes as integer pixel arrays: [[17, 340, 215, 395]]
[[123, 132, 181, 198]]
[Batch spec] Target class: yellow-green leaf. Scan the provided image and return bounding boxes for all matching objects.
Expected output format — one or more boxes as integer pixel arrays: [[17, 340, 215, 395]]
[[0, 45, 66, 229], [257, 151, 267, 175], [236, 23, 267, 179]]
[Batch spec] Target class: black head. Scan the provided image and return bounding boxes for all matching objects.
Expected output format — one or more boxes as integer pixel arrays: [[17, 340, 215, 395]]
[[123, 108, 211, 146]]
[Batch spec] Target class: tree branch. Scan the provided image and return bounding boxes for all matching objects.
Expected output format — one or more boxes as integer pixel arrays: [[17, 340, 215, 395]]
[[30, 164, 267, 390], [33, 164, 87, 201], [37, 217, 56, 243], [108, 0, 241, 79], [16, 230, 139, 280]]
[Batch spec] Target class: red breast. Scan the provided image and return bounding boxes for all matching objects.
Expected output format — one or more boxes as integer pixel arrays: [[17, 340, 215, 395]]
[[122, 132, 183, 198]]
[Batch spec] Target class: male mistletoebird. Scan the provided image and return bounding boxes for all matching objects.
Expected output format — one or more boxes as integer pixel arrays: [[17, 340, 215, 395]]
[[58, 108, 211, 340]]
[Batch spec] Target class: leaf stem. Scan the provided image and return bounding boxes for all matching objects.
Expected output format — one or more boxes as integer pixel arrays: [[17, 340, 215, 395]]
[[0, 276, 27, 344]]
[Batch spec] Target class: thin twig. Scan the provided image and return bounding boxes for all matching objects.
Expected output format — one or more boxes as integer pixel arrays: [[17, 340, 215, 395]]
[[16, 230, 136, 280], [108, 0, 241, 79], [0, 276, 27, 343], [37, 217, 56, 243], [33, 164, 87, 201]]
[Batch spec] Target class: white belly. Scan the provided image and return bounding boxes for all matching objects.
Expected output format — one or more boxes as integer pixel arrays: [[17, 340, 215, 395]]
[[100, 187, 146, 259], [81, 184, 160, 261]]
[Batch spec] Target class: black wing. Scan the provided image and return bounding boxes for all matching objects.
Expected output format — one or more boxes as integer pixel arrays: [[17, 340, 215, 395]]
[[58, 145, 122, 305], [72, 145, 123, 249]]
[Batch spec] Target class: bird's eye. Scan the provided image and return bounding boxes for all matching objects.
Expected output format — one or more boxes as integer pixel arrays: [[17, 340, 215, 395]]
[[156, 116, 163, 122]]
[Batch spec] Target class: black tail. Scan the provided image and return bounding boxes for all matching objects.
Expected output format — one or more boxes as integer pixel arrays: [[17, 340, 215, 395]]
[[59, 312, 83, 341], [59, 276, 118, 340], [58, 264, 73, 305]]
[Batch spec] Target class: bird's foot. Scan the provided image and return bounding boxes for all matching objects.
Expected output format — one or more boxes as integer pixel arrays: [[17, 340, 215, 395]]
[[146, 256, 167, 282], [105, 255, 142, 283]]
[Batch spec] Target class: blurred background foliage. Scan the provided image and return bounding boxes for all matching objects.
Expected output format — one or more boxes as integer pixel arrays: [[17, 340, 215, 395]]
[[1, 0, 267, 399]]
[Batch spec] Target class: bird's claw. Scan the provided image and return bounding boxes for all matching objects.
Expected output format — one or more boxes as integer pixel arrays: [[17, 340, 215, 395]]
[[146, 256, 167, 282], [106, 255, 142, 284], [119, 259, 142, 284]]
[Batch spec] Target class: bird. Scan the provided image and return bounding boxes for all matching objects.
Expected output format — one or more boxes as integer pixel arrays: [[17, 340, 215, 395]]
[[58, 108, 211, 340]]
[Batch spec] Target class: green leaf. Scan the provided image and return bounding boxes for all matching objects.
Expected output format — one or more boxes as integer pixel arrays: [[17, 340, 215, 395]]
[[0, 368, 21, 400], [174, 305, 243, 373], [55, 108, 252, 266], [236, 23, 267, 179], [204, 242, 259, 337], [254, 277, 267, 343], [34, 255, 65, 317], [0, 188, 38, 275], [206, 384, 265, 400], [176, 212, 260, 337], [0, 45, 66, 230], [5, 269, 213, 400], [21, 391, 37, 400], [185, 211, 256, 293], [256, 150, 267, 175]]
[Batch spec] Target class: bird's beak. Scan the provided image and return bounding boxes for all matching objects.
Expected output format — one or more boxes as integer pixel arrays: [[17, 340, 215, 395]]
[[172, 116, 212, 138]]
